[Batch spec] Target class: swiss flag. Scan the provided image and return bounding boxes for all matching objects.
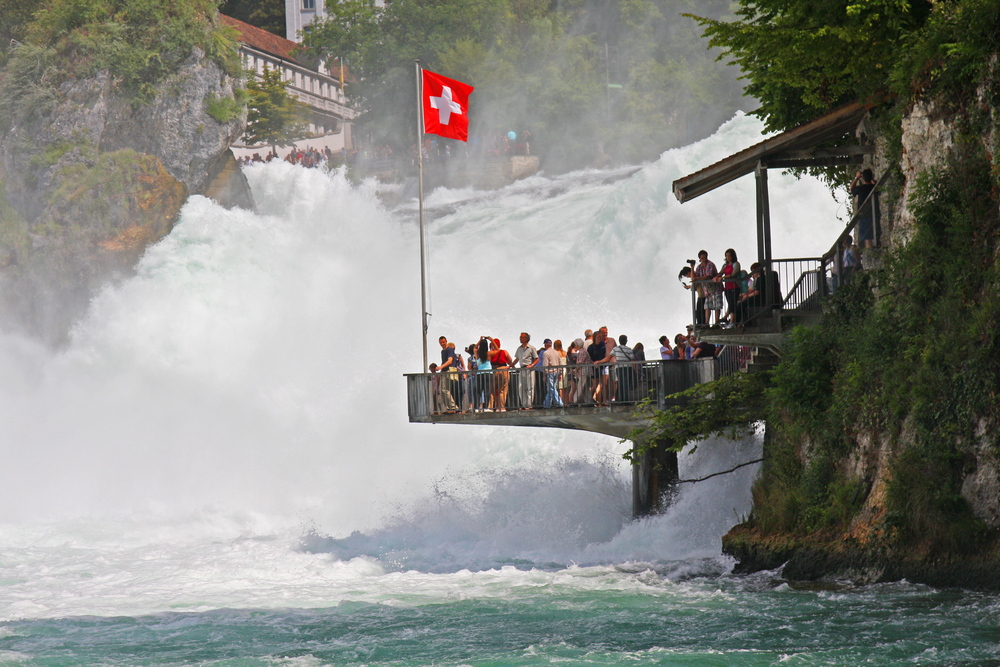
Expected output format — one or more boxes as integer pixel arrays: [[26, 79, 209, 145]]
[[422, 69, 474, 142]]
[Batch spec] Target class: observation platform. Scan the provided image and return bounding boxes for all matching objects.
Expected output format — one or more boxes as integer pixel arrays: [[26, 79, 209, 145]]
[[403, 99, 895, 518], [405, 359, 721, 439]]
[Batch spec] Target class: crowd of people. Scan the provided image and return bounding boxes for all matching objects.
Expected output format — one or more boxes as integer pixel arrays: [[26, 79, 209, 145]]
[[239, 132, 533, 172], [238, 146, 335, 168], [427, 326, 727, 415]]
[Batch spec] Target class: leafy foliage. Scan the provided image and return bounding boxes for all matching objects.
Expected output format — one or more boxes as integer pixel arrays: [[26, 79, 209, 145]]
[[298, 0, 749, 168], [625, 371, 770, 462], [750, 131, 1000, 548], [242, 65, 311, 149], [0, 0, 37, 67], [689, 0, 934, 134], [5, 0, 241, 105], [219, 0, 285, 37]]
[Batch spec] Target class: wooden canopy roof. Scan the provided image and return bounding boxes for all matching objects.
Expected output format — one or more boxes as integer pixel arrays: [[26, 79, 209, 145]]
[[672, 100, 877, 204]]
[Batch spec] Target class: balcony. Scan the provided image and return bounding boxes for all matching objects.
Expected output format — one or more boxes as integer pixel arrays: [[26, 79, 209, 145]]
[[405, 355, 747, 439]]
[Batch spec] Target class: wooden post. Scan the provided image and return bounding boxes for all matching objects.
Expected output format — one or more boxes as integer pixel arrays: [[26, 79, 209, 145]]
[[755, 161, 777, 309], [755, 162, 766, 268]]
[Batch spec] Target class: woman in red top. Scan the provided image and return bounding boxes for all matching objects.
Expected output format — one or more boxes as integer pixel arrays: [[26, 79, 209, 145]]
[[714, 248, 741, 328], [489, 338, 512, 412]]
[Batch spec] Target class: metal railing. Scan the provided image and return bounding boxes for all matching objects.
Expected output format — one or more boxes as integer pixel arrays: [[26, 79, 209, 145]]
[[405, 355, 749, 421], [689, 256, 825, 330]]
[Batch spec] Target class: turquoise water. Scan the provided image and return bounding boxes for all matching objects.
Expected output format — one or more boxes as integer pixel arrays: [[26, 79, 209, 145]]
[[4, 114, 996, 665], [4, 572, 1000, 665]]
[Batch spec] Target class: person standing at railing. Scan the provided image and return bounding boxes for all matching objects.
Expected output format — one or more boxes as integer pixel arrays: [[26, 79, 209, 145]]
[[428, 363, 458, 414], [475, 337, 493, 412], [713, 248, 741, 329], [612, 335, 635, 402], [692, 250, 720, 327], [674, 334, 693, 359], [464, 344, 479, 411], [566, 339, 581, 405], [436, 337, 460, 413], [530, 344, 546, 407], [840, 235, 859, 288], [588, 328, 614, 405], [488, 338, 512, 412], [851, 169, 878, 249], [659, 335, 674, 360], [553, 340, 568, 404], [541, 339, 564, 408], [450, 341, 466, 410], [513, 332, 538, 410]]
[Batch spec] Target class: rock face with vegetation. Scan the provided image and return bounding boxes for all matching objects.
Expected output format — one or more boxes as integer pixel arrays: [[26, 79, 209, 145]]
[[641, 0, 1000, 588], [0, 0, 250, 342]]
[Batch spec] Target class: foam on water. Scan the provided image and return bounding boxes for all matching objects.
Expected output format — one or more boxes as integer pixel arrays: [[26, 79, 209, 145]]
[[0, 113, 838, 622]]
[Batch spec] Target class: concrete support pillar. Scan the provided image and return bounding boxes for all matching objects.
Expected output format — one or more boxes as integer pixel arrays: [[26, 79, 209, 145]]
[[632, 438, 680, 518]]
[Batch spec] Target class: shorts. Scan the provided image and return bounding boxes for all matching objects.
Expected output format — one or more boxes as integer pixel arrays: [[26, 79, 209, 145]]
[[706, 290, 724, 310], [858, 217, 873, 242]]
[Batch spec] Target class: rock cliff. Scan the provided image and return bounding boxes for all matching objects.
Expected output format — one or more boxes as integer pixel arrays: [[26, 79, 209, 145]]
[[0, 47, 252, 343], [720, 86, 1000, 588]]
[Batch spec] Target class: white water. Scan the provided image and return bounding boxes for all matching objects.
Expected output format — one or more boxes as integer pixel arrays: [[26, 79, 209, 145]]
[[0, 112, 846, 622]]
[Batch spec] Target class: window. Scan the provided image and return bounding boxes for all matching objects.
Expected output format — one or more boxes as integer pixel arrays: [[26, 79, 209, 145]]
[[302, 0, 315, 10]]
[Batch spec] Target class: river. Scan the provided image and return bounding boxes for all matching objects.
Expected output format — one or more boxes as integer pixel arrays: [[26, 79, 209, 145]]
[[2, 112, 998, 666]]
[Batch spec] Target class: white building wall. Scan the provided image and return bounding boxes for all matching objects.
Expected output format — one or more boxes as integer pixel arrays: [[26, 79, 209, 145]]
[[285, 0, 327, 42], [284, 0, 384, 43]]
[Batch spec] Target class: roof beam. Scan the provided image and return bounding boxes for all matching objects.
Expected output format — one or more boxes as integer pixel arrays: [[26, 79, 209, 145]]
[[764, 155, 866, 169], [769, 145, 874, 161], [672, 100, 878, 203]]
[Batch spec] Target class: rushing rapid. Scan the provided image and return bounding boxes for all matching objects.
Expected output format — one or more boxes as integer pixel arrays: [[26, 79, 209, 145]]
[[3, 113, 997, 666]]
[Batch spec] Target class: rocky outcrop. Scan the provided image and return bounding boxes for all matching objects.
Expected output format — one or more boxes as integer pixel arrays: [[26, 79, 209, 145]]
[[0, 47, 252, 342], [893, 101, 956, 244]]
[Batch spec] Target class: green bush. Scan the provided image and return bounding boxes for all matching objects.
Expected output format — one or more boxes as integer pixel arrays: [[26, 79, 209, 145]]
[[20, 0, 241, 104]]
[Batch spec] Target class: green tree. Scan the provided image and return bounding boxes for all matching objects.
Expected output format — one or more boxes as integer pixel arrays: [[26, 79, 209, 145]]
[[243, 65, 311, 149], [219, 0, 286, 37], [299, 0, 749, 167], [0, 0, 37, 66], [688, 0, 934, 134]]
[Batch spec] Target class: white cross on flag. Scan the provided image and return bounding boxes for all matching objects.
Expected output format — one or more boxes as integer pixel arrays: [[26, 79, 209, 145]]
[[422, 69, 474, 142]]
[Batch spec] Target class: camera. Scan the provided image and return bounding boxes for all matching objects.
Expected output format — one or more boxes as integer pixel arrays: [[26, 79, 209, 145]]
[[687, 259, 696, 265]]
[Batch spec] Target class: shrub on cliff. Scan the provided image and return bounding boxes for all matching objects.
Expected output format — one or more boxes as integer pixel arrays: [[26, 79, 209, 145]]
[[13, 0, 240, 104], [752, 133, 1000, 549]]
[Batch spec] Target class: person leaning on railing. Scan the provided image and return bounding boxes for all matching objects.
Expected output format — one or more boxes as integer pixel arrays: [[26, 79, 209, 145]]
[[734, 263, 764, 325]]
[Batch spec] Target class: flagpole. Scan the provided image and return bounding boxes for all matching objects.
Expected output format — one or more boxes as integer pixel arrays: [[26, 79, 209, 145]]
[[415, 60, 429, 373]]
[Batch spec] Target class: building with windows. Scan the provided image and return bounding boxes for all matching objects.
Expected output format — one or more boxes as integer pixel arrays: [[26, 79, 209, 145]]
[[285, 0, 325, 43], [221, 14, 358, 159], [284, 0, 384, 43]]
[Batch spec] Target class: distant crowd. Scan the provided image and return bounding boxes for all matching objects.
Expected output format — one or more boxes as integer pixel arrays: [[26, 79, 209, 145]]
[[427, 326, 725, 414], [239, 131, 533, 171]]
